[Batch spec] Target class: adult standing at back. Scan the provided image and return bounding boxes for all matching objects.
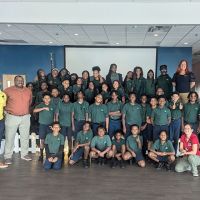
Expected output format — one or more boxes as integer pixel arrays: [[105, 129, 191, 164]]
[[4, 75, 32, 165], [172, 59, 195, 104]]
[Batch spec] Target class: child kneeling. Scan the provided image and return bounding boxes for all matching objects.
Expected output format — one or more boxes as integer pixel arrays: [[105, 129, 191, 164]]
[[90, 126, 112, 166], [44, 122, 64, 170], [123, 124, 146, 168], [148, 130, 175, 170], [69, 121, 93, 168]]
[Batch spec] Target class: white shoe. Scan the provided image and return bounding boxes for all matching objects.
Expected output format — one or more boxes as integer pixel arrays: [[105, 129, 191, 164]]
[[21, 155, 32, 161], [186, 165, 192, 171]]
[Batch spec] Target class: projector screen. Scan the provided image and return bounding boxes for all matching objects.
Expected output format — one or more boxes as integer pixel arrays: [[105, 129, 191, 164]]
[[65, 47, 157, 78]]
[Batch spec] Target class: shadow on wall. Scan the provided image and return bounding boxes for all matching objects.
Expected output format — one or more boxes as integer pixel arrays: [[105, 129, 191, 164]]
[[192, 61, 200, 94]]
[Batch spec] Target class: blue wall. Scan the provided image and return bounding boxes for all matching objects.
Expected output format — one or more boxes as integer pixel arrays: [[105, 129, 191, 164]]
[[156, 47, 192, 77], [0, 45, 64, 83]]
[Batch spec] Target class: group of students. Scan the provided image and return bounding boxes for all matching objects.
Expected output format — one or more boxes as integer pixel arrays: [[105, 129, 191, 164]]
[[1, 59, 200, 177]]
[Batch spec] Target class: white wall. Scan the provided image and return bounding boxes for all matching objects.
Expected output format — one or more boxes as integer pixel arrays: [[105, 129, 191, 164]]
[[0, 2, 200, 24], [65, 47, 156, 77]]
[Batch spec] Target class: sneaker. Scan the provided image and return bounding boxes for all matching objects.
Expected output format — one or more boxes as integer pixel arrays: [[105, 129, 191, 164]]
[[21, 155, 32, 161], [38, 156, 43, 162], [119, 160, 125, 169], [156, 162, 165, 170], [111, 158, 117, 169], [83, 159, 89, 169], [0, 163, 8, 169], [193, 173, 199, 177], [5, 159, 12, 165], [186, 165, 192, 171], [165, 163, 171, 171]]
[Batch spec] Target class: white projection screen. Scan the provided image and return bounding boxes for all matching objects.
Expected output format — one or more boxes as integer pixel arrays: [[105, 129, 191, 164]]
[[65, 47, 157, 78]]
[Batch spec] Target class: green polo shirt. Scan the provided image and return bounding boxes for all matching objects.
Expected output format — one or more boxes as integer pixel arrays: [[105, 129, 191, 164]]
[[112, 138, 125, 152], [183, 102, 200, 124], [122, 103, 142, 126], [133, 77, 146, 97], [126, 135, 143, 152], [110, 73, 119, 83], [169, 101, 182, 120], [91, 135, 111, 151], [58, 85, 73, 97], [82, 79, 88, 91], [57, 101, 73, 127], [89, 103, 108, 123], [107, 100, 123, 120], [76, 130, 93, 144], [84, 89, 95, 103], [156, 74, 173, 98], [151, 106, 171, 126], [72, 101, 89, 121], [145, 79, 155, 97], [47, 76, 61, 87], [45, 133, 65, 154], [101, 91, 110, 102], [115, 87, 125, 99], [141, 103, 151, 123], [152, 139, 175, 153], [36, 102, 56, 125], [72, 84, 82, 95], [124, 79, 133, 94], [51, 97, 62, 107]]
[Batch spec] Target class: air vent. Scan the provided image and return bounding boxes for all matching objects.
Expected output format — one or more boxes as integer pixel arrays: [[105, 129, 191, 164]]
[[148, 26, 171, 33], [92, 41, 109, 45], [0, 39, 28, 44]]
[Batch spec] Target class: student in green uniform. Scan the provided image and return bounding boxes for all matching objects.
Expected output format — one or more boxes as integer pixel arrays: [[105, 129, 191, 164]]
[[72, 91, 89, 139], [84, 81, 97, 105], [183, 91, 200, 133], [51, 87, 62, 107], [151, 95, 171, 142], [123, 71, 134, 98], [146, 97, 158, 151], [90, 126, 112, 166], [47, 68, 61, 90], [58, 79, 73, 100], [112, 80, 125, 104], [69, 121, 93, 168], [169, 92, 183, 153], [72, 77, 83, 101], [122, 92, 142, 139], [148, 130, 175, 170], [107, 90, 123, 138], [89, 94, 109, 135], [111, 130, 126, 168], [82, 70, 90, 91], [55, 94, 73, 149], [123, 124, 146, 168], [106, 63, 123, 88], [44, 122, 64, 170], [35, 81, 49, 105], [145, 69, 155, 99], [33, 92, 56, 161], [101, 82, 110, 104], [133, 66, 146, 100], [140, 94, 151, 156], [155, 65, 173, 100], [90, 66, 105, 92]]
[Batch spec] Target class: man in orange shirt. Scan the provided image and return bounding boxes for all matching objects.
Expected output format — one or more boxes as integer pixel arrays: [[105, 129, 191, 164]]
[[4, 75, 32, 165]]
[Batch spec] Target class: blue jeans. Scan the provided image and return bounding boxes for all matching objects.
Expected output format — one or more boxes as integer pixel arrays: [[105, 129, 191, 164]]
[[108, 119, 121, 139], [153, 125, 169, 142], [70, 147, 84, 162], [74, 120, 85, 139], [44, 158, 62, 170], [92, 122, 106, 135], [170, 118, 181, 153], [60, 126, 72, 140], [0, 119, 5, 148]]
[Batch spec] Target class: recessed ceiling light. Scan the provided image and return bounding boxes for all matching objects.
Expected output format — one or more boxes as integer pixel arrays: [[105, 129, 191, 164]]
[[49, 41, 53, 44], [154, 33, 159, 37], [115, 42, 120, 45], [74, 33, 79, 36], [7, 24, 11, 27], [133, 25, 138, 28], [184, 42, 188, 45]]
